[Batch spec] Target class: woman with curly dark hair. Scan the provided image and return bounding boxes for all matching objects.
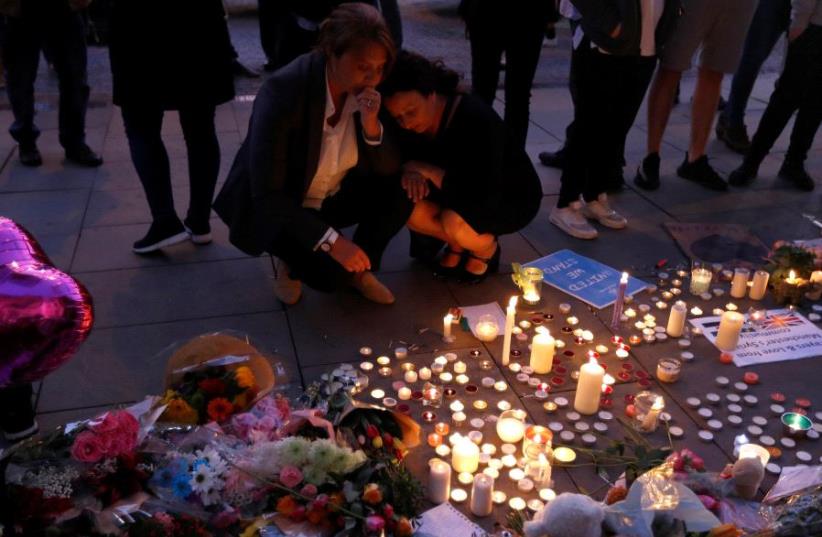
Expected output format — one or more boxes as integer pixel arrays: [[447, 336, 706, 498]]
[[380, 51, 542, 282]]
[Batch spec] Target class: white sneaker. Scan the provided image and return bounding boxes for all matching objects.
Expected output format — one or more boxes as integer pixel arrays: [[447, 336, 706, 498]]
[[581, 194, 628, 229], [271, 257, 302, 305], [549, 202, 598, 239]]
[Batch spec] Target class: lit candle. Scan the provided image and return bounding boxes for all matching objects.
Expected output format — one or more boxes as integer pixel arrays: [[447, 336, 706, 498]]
[[470, 473, 494, 517], [552, 447, 576, 464], [640, 395, 664, 432], [730, 268, 750, 299], [716, 311, 744, 351], [419, 367, 432, 380], [376, 355, 391, 366], [452, 412, 467, 427], [786, 270, 798, 284], [398, 387, 412, 400], [404, 370, 418, 383], [496, 409, 527, 443], [611, 272, 629, 330], [738, 443, 771, 466], [749, 270, 770, 300], [428, 460, 451, 503], [443, 313, 455, 342], [574, 357, 604, 415], [529, 328, 555, 375], [666, 301, 687, 337], [454, 361, 467, 374], [502, 297, 517, 366], [452, 435, 480, 473], [523, 425, 552, 460], [690, 267, 713, 295], [476, 316, 500, 342]]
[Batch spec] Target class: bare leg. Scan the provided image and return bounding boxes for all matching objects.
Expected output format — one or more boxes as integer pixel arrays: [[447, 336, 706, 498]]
[[689, 67, 724, 161], [646, 67, 683, 154], [440, 209, 496, 274], [408, 201, 462, 267]]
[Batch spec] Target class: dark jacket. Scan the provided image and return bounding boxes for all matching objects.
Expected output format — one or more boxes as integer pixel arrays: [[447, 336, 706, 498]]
[[108, 0, 234, 109], [571, 0, 682, 56], [213, 51, 400, 256]]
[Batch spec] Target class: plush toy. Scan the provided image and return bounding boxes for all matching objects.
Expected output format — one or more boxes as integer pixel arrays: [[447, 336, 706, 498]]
[[524, 493, 604, 537], [731, 457, 764, 499]]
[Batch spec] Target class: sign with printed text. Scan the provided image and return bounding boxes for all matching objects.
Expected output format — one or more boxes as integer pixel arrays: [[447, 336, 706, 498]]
[[690, 309, 822, 367], [524, 250, 648, 309]]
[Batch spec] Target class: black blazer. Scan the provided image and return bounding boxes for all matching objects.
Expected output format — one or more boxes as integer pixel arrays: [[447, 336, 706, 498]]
[[214, 51, 401, 256]]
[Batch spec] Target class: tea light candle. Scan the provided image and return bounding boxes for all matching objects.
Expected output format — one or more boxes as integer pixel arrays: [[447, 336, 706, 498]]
[[749, 270, 769, 300], [473, 400, 488, 411], [625, 308, 637, 318], [574, 357, 605, 415], [731, 268, 750, 299], [494, 381, 508, 392], [435, 444, 451, 457], [439, 372, 453, 383], [481, 377, 495, 388], [394, 346, 408, 360], [428, 432, 443, 447], [615, 345, 630, 359], [539, 488, 557, 502], [398, 387, 412, 400], [553, 447, 577, 464], [509, 497, 526, 511], [470, 474, 494, 517], [378, 366, 393, 378], [418, 367, 432, 380], [404, 370, 418, 383], [429, 460, 451, 503], [455, 374, 470, 385], [453, 360, 467, 374], [452, 435, 480, 473], [666, 301, 687, 337], [450, 489, 467, 503], [370, 389, 385, 399], [453, 412, 467, 427], [716, 311, 745, 351], [566, 316, 579, 326], [431, 362, 444, 375], [360, 361, 374, 372], [529, 328, 556, 375]]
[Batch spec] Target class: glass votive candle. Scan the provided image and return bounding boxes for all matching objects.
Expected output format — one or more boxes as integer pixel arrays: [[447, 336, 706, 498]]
[[520, 267, 544, 305], [422, 382, 443, 408], [632, 391, 665, 433], [434, 422, 450, 435], [656, 358, 681, 383], [523, 425, 553, 460], [690, 264, 713, 295], [400, 362, 416, 373], [475, 314, 500, 342], [782, 412, 812, 438]]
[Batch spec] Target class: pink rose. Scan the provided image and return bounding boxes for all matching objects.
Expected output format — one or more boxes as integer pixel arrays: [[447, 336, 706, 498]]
[[279, 465, 304, 489], [300, 484, 319, 499], [71, 430, 105, 462], [114, 411, 139, 436], [366, 515, 385, 532], [89, 412, 120, 433]]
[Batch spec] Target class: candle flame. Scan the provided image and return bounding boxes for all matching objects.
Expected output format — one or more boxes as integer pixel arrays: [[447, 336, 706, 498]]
[[508, 296, 518, 308], [789, 270, 796, 280], [538, 453, 548, 464], [535, 326, 550, 336], [588, 357, 598, 366], [620, 272, 629, 284], [652, 397, 665, 411], [445, 313, 454, 322]]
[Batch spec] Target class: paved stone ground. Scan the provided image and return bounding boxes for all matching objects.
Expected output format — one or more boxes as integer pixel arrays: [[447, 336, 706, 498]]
[[1, 0, 821, 495]]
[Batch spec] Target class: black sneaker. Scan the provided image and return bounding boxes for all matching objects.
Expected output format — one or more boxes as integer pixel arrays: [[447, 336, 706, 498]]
[[65, 144, 103, 167], [677, 154, 728, 191], [778, 161, 816, 191], [538, 147, 566, 169], [183, 217, 213, 245], [634, 152, 661, 190], [716, 116, 751, 154], [19, 142, 43, 167], [728, 160, 759, 187], [133, 219, 189, 254], [3, 420, 39, 443]]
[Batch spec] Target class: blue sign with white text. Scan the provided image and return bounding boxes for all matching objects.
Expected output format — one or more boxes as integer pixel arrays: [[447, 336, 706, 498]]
[[524, 250, 647, 309]]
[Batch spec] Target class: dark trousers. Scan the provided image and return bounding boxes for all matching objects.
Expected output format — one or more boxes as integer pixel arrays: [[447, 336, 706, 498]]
[[121, 105, 220, 228], [258, 0, 281, 63], [723, 0, 791, 128], [466, 3, 548, 150], [0, 383, 34, 434], [748, 25, 822, 165], [274, 173, 413, 292], [559, 46, 656, 207], [1, 8, 89, 149]]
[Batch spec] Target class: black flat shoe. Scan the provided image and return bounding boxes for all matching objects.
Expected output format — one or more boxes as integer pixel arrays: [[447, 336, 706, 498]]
[[432, 247, 464, 280], [460, 243, 501, 284]]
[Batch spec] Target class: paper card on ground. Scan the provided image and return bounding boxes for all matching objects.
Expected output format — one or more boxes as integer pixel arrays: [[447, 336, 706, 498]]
[[460, 302, 506, 340], [689, 309, 822, 367], [415, 503, 487, 537], [524, 249, 647, 309]]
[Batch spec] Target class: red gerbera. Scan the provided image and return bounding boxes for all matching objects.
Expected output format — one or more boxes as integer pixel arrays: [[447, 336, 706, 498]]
[[206, 397, 234, 422], [198, 378, 226, 395]]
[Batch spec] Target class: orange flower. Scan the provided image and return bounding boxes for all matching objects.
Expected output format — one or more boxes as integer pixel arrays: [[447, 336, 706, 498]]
[[362, 483, 382, 505], [162, 398, 199, 424], [234, 366, 256, 389], [207, 397, 234, 422], [395, 517, 414, 537], [306, 507, 326, 525], [233, 392, 250, 409], [276, 495, 298, 517], [327, 492, 345, 512]]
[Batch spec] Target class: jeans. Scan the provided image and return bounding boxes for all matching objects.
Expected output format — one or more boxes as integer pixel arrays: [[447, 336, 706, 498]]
[[748, 25, 822, 165], [559, 46, 657, 207], [1, 7, 89, 149], [722, 0, 791, 128], [466, 1, 550, 150], [271, 172, 413, 292], [121, 105, 220, 228]]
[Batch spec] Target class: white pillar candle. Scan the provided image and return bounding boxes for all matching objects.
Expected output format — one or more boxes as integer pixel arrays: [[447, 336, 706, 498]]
[[716, 311, 745, 351], [470, 473, 494, 517], [443, 313, 454, 341], [428, 460, 452, 504], [418, 367, 432, 380], [749, 270, 769, 300], [730, 268, 750, 299], [574, 357, 605, 415], [738, 443, 771, 466], [529, 329, 555, 375], [666, 301, 687, 338], [452, 435, 480, 473], [501, 297, 517, 366], [404, 370, 418, 383]]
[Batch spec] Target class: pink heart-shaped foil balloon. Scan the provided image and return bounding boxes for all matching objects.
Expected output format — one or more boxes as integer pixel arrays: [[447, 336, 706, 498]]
[[0, 217, 94, 387]]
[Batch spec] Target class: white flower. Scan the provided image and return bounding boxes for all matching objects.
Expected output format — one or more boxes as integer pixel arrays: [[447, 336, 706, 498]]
[[190, 466, 215, 495], [278, 437, 311, 467], [308, 439, 337, 470], [302, 465, 329, 485]]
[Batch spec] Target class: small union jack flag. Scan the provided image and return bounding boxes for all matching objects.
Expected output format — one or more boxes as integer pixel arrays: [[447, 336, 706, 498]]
[[761, 313, 805, 329]]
